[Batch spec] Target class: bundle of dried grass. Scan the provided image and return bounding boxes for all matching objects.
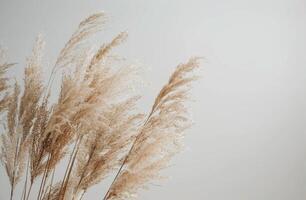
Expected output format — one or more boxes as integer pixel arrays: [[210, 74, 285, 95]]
[[0, 12, 200, 200]]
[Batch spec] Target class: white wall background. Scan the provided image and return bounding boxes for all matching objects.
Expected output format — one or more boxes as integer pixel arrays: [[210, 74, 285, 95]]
[[1, 0, 306, 199]]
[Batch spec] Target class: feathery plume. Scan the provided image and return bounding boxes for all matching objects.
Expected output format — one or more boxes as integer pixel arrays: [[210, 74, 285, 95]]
[[0, 48, 13, 112], [19, 35, 45, 141], [104, 57, 200, 200], [0, 82, 21, 200], [71, 97, 143, 198], [55, 13, 106, 69]]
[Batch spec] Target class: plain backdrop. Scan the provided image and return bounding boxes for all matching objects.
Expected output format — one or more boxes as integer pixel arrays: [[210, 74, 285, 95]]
[[1, 0, 306, 199]]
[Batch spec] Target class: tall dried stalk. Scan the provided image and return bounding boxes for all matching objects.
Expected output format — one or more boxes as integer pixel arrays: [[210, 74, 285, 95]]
[[0, 12, 200, 200]]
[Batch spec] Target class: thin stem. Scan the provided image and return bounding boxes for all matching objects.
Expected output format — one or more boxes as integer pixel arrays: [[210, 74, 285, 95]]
[[73, 144, 96, 198], [102, 157, 125, 200], [21, 187, 25, 200], [37, 168, 47, 200], [37, 162, 47, 200], [60, 137, 82, 200], [39, 169, 50, 200], [37, 154, 51, 200], [25, 182, 33, 200], [102, 110, 154, 200], [10, 185, 14, 200], [10, 137, 21, 200], [46, 168, 56, 200], [21, 159, 30, 200], [79, 190, 86, 200], [59, 138, 79, 195], [39, 153, 54, 200], [43, 66, 56, 101]]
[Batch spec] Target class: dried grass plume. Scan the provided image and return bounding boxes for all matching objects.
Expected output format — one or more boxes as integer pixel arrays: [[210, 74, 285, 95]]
[[0, 12, 200, 200]]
